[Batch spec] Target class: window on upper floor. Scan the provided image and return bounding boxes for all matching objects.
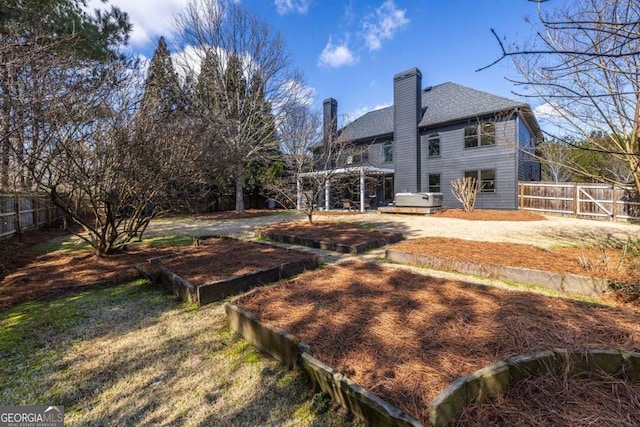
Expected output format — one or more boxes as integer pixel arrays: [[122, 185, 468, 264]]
[[382, 141, 393, 163], [427, 133, 440, 157], [346, 146, 369, 165], [428, 173, 441, 192], [464, 169, 496, 193], [464, 122, 495, 148]]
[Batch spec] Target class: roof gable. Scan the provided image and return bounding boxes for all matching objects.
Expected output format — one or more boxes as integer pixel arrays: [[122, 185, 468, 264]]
[[419, 82, 527, 128], [338, 82, 540, 142]]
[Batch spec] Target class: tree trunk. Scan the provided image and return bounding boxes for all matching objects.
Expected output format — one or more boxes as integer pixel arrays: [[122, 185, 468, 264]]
[[235, 162, 244, 212]]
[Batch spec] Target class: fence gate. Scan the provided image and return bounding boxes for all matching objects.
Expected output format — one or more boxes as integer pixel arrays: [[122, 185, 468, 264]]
[[576, 185, 614, 219]]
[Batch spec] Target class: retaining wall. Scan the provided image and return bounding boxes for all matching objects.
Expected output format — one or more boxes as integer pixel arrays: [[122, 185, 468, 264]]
[[226, 299, 640, 427], [429, 348, 640, 427], [157, 249, 319, 305], [385, 248, 608, 297], [258, 230, 403, 255]]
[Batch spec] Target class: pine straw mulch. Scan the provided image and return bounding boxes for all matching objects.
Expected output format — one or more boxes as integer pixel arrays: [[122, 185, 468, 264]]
[[258, 221, 400, 247], [455, 368, 640, 426], [392, 237, 640, 285], [432, 209, 547, 221], [235, 261, 640, 425], [155, 238, 315, 285], [0, 237, 313, 312]]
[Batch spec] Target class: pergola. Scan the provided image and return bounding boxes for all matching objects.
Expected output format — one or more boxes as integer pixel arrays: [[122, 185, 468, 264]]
[[297, 166, 394, 213]]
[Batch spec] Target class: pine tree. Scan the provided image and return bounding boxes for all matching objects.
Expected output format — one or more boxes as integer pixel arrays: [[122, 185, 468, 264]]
[[139, 36, 182, 120]]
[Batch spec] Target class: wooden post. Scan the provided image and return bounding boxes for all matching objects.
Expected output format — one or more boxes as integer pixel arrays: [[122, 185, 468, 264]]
[[572, 183, 578, 218], [14, 193, 21, 240], [518, 182, 523, 210], [612, 186, 617, 222]]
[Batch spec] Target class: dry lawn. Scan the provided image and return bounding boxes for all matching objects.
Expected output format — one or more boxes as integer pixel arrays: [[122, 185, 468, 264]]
[[0, 281, 359, 426], [236, 261, 640, 425]]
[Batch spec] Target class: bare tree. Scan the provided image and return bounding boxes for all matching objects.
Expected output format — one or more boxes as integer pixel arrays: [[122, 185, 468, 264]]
[[485, 0, 640, 192], [263, 101, 352, 224], [537, 140, 578, 182], [451, 177, 480, 212], [174, 0, 296, 212], [32, 63, 180, 255]]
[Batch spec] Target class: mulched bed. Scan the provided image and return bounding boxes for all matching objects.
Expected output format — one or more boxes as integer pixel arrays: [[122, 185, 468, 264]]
[[0, 245, 176, 312], [235, 261, 640, 425], [455, 369, 640, 426], [258, 221, 401, 247], [0, 227, 72, 282], [156, 238, 315, 285], [433, 209, 546, 221], [392, 237, 640, 284], [0, 237, 313, 312]]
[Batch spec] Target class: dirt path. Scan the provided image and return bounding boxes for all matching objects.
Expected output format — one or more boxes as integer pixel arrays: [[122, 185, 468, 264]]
[[147, 211, 639, 249]]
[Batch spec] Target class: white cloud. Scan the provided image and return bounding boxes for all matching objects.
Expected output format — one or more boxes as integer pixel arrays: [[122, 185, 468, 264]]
[[283, 80, 316, 106], [362, 0, 409, 51], [344, 103, 391, 124], [274, 0, 310, 15], [317, 39, 357, 68], [533, 102, 572, 138], [85, 0, 190, 47]]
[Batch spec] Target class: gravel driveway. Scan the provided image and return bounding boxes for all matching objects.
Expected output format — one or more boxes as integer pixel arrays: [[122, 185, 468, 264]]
[[147, 211, 639, 249]]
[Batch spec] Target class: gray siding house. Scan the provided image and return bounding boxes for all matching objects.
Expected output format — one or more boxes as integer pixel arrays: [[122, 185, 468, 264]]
[[318, 67, 542, 210]]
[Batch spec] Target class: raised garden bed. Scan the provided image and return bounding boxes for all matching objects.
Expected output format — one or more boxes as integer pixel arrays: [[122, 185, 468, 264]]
[[257, 221, 403, 254], [387, 237, 640, 299], [151, 237, 319, 305], [233, 261, 640, 425]]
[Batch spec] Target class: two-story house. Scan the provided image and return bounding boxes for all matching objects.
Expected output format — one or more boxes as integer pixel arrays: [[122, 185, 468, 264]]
[[313, 67, 542, 211]]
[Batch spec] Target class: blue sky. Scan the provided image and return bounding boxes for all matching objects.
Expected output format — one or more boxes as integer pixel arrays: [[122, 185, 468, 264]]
[[89, 0, 559, 123]]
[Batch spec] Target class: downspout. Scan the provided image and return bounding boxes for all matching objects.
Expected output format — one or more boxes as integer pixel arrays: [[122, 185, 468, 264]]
[[360, 167, 365, 213], [325, 178, 330, 211], [515, 112, 520, 210]]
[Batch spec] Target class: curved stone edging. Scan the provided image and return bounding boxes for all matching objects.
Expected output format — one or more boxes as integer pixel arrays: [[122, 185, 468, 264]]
[[385, 248, 608, 297], [258, 230, 403, 255], [429, 348, 640, 427], [224, 301, 423, 427]]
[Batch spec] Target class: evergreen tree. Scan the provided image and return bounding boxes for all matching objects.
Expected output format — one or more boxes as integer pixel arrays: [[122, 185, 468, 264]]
[[139, 36, 182, 120]]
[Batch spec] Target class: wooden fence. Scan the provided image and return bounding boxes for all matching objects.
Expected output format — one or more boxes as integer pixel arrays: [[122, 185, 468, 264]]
[[0, 193, 63, 239], [518, 182, 640, 222]]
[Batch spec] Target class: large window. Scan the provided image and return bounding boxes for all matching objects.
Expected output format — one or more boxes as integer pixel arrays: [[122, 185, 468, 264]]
[[427, 133, 440, 157], [346, 146, 369, 165], [382, 141, 393, 163], [428, 173, 441, 192], [464, 169, 496, 193], [464, 122, 495, 148]]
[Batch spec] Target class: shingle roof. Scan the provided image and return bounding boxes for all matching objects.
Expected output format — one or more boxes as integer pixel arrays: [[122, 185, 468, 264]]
[[419, 82, 528, 127], [337, 105, 394, 142], [338, 82, 541, 142]]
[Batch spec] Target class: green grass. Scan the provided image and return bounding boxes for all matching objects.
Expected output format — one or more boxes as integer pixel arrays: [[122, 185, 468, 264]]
[[0, 280, 359, 426], [32, 236, 91, 255], [136, 234, 195, 247]]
